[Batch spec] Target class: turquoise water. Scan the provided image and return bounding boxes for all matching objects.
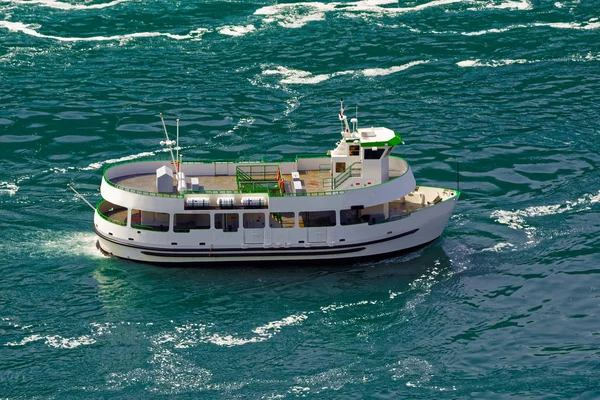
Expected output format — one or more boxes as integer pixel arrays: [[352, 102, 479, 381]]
[[1, 0, 599, 397]]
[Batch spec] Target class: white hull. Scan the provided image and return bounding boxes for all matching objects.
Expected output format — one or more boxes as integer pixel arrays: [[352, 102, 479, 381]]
[[95, 193, 457, 264]]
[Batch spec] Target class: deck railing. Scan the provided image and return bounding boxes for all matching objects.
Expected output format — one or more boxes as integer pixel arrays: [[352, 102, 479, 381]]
[[101, 155, 411, 199]]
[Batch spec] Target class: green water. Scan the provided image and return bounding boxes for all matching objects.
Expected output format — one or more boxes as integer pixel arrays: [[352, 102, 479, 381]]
[[1, 0, 599, 398]]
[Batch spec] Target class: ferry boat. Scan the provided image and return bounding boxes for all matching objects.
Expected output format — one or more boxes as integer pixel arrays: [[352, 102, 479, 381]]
[[93, 102, 459, 264]]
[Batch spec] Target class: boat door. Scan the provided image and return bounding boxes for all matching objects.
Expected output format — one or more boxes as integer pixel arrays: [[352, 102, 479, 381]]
[[215, 162, 229, 176], [308, 228, 327, 243], [243, 212, 266, 244], [244, 229, 264, 244]]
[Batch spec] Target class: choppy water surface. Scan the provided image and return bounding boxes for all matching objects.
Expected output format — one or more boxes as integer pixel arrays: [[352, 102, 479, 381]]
[[1, 0, 599, 398]]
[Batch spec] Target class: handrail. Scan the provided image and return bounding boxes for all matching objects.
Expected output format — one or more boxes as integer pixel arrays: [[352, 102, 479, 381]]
[[333, 162, 362, 189]]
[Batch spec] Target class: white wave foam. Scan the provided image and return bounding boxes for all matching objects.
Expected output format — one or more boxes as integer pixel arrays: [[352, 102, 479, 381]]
[[6, 334, 96, 348], [320, 300, 378, 313], [536, 21, 600, 31], [462, 25, 527, 36], [457, 58, 531, 67], [81, 151, 156, 171], [255, 2, 336, 29], [217, 24, 256, 37], [491, 190, 600, 242], [8, 0, 129, 10], [481, 242, 515, 252], [155, 313, 308, 349], [487, 0, 532, 10], [462, 20, 600, 36], [362, 60, 430, 76], [40, 232, 108, 259], [262, 61, 428, 85], [0, 182, 18, 196], [255, 0, 466, 29], [0, 20, 201, 42], [263, 66, 333, 84]]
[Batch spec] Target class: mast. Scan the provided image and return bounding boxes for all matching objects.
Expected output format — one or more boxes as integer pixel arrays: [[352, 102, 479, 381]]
[[339, 98, 350, 134]]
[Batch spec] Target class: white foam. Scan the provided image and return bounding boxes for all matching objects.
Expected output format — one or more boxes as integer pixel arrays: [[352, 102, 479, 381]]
[[5, 334, 96, 348], [217, 24, 255, 37], [536, 21, 600, 31], [5, 334, 43, 346], [81, 151, 156, 171], [362, 60, 430, 76], [255, 0, 466, 28], [491, 190, 600, 242], [0, 20, 199, 42], [40, 232, 108, 259], [320, 300, 378, 312], [487, 0, 532, 10], [154, 313, 309, 349], [461, 25, 527, 36], [461, 20, 600, 36], [262, 61, 428, 85], [255, 2, 336, 29], [481, 242, 515, 252], [8, 0, 129, 10], [457, 58, 531, 67], [45, 335, 96, 348], [393, 0, 465, 13], [263, 65, 332, 84], [0, 182, 18, 196]]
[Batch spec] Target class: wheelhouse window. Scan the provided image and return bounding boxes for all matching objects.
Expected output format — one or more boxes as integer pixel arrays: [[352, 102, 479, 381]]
[[215, 213, 239, 232], [269, 212, 295, 228], [243, 213, 265, 229], [299, 211, 336, 228], [364, 148, 386, 159], [131, 209, 169, 232], [349, 145, 360, 156], [174, 213, 210, 232]]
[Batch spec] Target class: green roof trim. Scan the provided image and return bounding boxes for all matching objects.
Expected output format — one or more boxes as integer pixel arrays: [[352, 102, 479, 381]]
[[359, 131, 403, 147]]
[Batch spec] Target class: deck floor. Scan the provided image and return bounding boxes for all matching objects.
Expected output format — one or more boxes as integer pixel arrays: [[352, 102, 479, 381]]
[[113, 170, 334, 194]]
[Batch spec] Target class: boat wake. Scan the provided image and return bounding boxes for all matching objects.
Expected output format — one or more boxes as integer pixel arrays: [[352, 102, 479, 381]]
[[491, 190, 600, 245]]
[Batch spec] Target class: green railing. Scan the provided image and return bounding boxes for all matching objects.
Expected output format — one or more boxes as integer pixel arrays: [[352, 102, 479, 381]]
[[236, 164, 282, 195], [333, 162, 362, 189], [282, 190, 344, 197]]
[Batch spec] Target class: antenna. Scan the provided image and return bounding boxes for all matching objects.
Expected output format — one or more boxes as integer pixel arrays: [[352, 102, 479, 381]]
[[159, 113, 177, 171], [176, 118, 180, 173], [338, 98, 350, 134]]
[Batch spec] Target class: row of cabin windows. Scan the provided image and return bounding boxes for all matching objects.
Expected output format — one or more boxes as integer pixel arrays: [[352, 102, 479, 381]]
[[109, 209, 373, 232]]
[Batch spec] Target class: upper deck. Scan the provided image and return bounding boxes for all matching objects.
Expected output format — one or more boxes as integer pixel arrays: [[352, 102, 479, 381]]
[[100, 155, 416, 213]]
